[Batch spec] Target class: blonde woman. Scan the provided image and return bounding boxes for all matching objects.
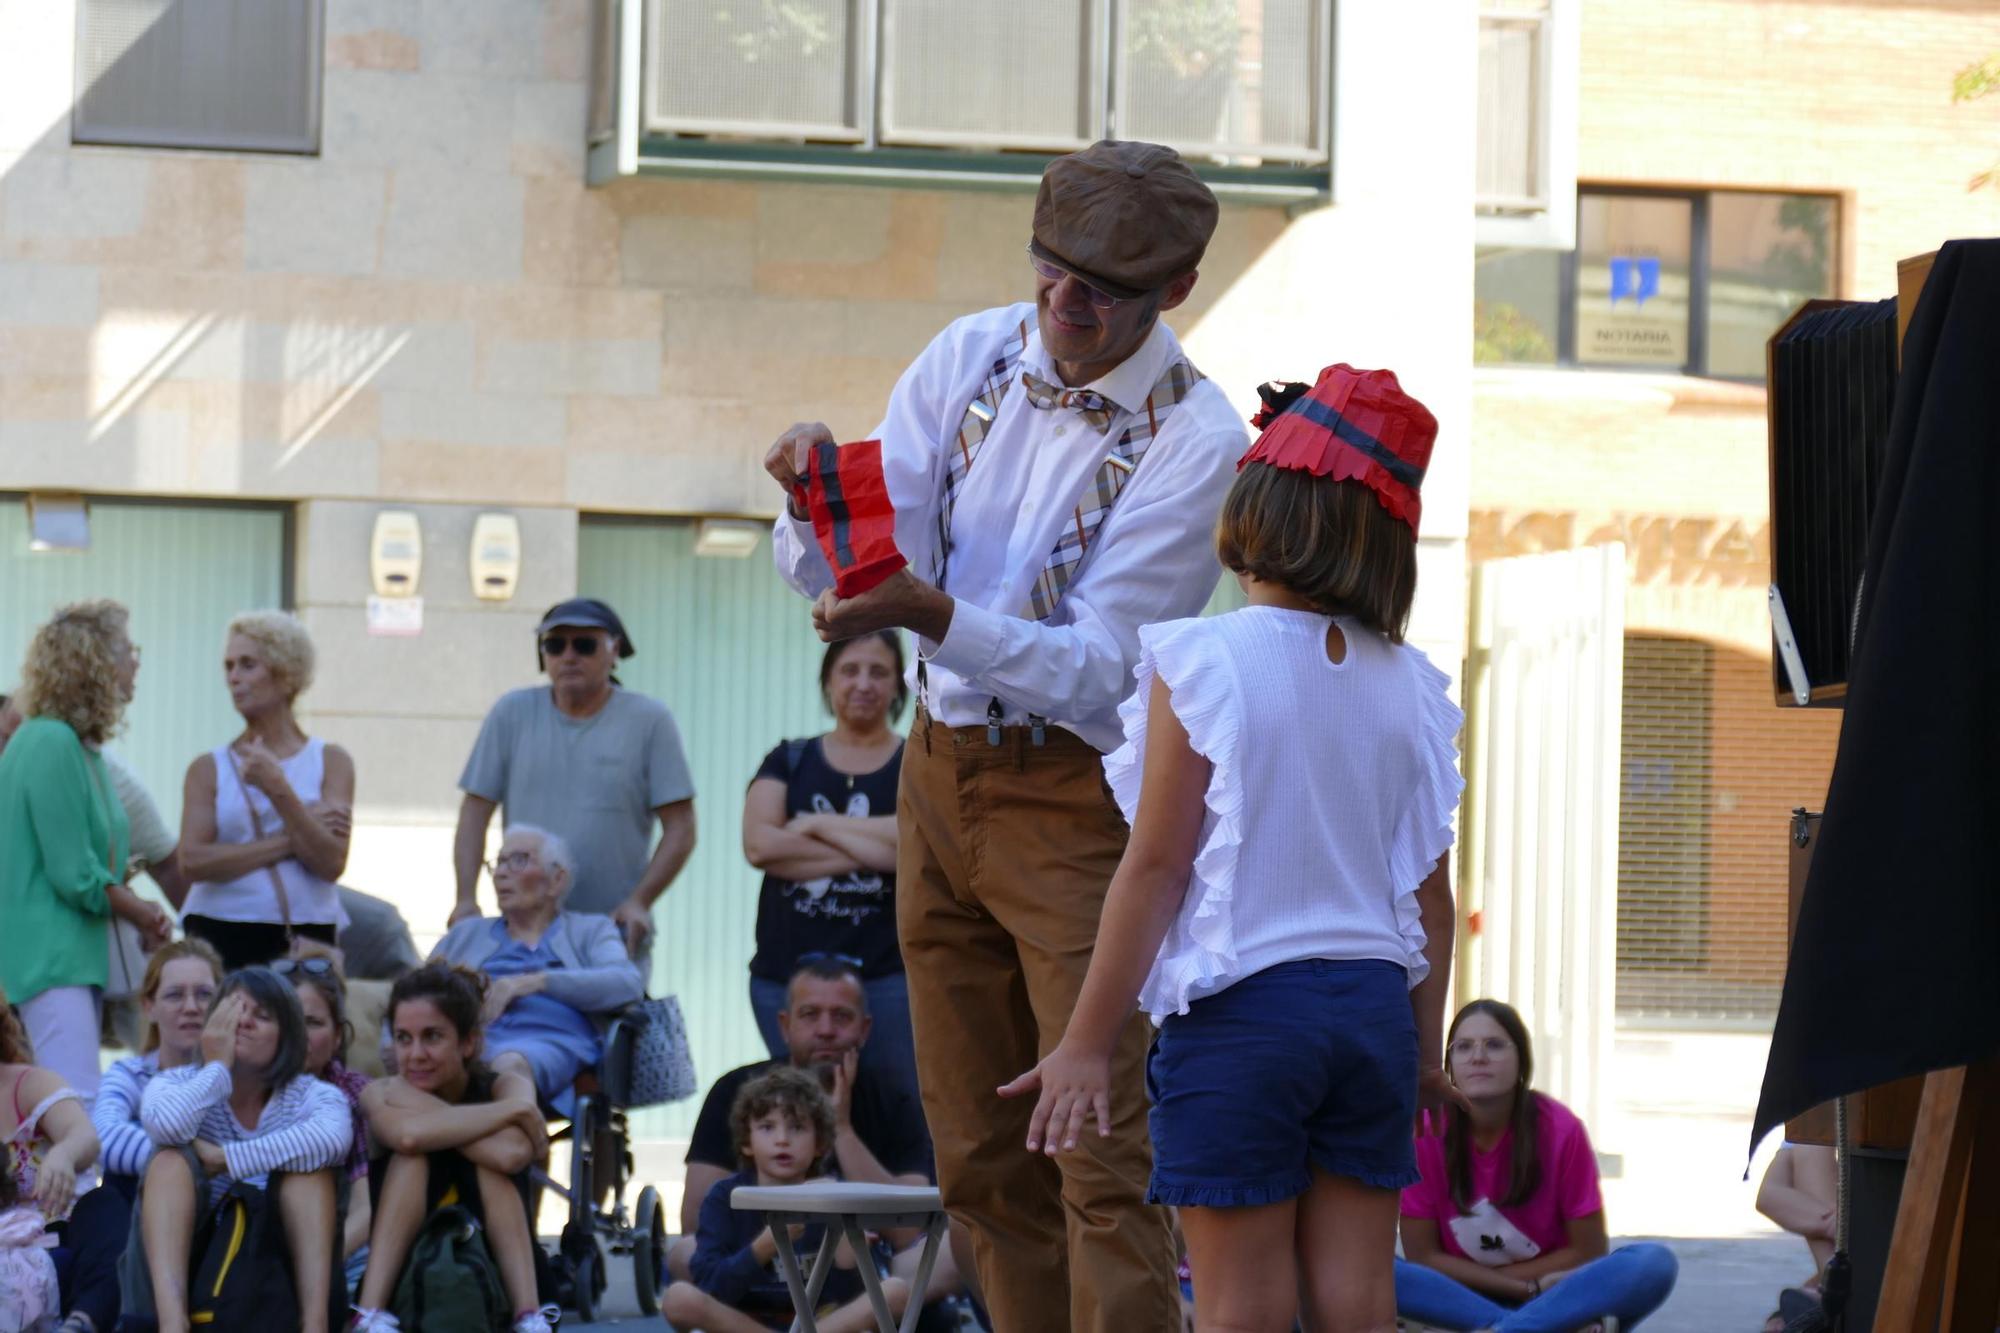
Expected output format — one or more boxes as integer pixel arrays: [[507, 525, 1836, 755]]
[[0, 600, 171, 1098], [179, 612, 355, 973]]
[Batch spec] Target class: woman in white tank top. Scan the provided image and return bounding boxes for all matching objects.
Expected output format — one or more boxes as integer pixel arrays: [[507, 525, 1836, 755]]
[[177, 612, 356, 973]]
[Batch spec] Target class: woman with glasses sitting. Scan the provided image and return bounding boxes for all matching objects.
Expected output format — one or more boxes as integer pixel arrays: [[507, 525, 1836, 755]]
[[177, 611, 354, 974], [741, 631, 914, 1101], [1395, 999, 1679, 1331], [425, 826, 644, 1115]]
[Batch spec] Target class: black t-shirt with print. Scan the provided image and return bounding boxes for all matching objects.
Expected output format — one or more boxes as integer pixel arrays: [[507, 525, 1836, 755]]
[[684, 1059, 933, 1181], [747, 736, 904, 983]]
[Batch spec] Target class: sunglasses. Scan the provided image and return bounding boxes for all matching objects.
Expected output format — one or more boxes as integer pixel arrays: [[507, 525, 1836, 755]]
[[271, 956, 334, 977], [1026, 245, 1134, 310], [539, 634, 603, 657]]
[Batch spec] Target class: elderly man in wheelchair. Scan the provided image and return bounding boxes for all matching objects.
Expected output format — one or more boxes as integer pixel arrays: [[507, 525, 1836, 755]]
[[429, 824, 679, 1320]]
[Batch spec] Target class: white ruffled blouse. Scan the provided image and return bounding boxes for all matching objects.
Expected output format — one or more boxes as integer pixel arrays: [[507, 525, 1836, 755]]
[[1103, 607, 1465, 1020]]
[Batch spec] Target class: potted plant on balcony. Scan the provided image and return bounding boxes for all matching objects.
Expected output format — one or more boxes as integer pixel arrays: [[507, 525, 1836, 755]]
[[1127, 0, 1243, 145]]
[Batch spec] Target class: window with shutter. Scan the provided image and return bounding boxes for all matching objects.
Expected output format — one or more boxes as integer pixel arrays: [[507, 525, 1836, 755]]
[[73, 0, 323, 154]]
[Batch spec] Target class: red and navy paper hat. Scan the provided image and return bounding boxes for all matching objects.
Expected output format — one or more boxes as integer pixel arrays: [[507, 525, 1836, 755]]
[[1240, 364, 1438, 534]]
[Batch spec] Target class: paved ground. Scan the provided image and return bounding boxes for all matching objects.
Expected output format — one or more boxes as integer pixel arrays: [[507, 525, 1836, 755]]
[[556, 1029, 1812, 1330]]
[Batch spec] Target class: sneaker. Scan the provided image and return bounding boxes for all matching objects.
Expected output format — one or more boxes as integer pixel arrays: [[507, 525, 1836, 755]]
[[511, 1305, 562, 1333], [349, 1310, 401, 1332]]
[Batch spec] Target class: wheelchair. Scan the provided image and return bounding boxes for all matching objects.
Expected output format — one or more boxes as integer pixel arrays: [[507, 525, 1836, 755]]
[[529, 1010, 670, 1323]]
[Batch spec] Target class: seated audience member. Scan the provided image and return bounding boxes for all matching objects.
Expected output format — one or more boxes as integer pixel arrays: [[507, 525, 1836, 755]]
[[426, 827, 643, 1117], [0, 989, 106, 1333], [674, 960, 930, 1261], [71, 940, 222, 1333], [136, 966, 349, 1333], [0, 1159, 60, 1331], [1397, 999, 1679, 1331], [663, 1066, 909, 1333], [334, 888, 420, 984], [1755, 1140, 1835, 1331], [348, 964, 553, 1333], [275, 951, 372, 1297]]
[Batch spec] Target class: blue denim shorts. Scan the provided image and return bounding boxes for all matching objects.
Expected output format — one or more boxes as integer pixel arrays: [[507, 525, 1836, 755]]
[[1146, 958, 1419, 1208]]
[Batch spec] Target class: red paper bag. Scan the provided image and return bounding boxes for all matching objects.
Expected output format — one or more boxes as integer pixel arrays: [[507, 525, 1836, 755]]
[[792, 439, 908, 598]]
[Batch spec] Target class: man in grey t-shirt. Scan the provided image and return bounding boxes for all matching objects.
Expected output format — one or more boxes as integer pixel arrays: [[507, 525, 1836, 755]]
[[451, 598, 698, 957]]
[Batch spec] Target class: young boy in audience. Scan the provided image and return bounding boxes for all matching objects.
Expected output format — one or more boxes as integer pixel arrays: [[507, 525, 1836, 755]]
[[662, 1066, 910, 1333]]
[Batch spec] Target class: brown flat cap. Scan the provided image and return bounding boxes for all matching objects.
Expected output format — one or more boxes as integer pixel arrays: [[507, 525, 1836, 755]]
[[1032, 140, 1219, 299]]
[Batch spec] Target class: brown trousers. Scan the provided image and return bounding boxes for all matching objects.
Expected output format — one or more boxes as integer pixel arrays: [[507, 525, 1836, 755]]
[[897, 713, 1179, 1333]]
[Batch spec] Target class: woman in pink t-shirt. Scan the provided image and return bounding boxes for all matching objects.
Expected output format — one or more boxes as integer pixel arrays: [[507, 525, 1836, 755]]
[[1395, 1000, 1678, 1331]]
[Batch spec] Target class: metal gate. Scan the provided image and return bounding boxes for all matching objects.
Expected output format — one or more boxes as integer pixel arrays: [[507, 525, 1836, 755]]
[[1460, 543, 1623, 1137]]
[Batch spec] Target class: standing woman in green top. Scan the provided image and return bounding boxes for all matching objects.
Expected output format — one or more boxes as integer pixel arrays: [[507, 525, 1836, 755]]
[[0, 601, 172, 1100]]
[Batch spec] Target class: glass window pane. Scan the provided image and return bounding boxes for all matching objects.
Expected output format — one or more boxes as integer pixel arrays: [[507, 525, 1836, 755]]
[[880, 0, 1098, 151], [1574, 193, 1693, 370], [645, 0, 859, 140], [1476, 16, 1541, 207], [1475, 247, 1561, 364], [74, 0, 321, 153], [1118, 0, 1326, 164], [1707, 193, 1839, 379]]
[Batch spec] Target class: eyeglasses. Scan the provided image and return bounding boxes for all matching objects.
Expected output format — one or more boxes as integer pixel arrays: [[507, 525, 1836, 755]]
[[539, 634, 602, 657], [796, 952, 864, 970], [1026, 245, 1134, 310], [1448, 1036, 1515, 1060], [485, 849, 538, 876], [271, 957, 334, 978]]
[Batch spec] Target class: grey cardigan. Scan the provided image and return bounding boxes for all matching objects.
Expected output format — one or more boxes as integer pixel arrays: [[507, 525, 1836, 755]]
[[429, 911, 645, 1019]]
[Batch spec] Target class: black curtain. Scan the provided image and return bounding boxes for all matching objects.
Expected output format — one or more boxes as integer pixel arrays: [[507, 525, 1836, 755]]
[[1751, 239, 2000, 1154]]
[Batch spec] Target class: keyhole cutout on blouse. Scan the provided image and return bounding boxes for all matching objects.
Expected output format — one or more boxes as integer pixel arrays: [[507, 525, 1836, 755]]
[[1324, 620, 1348, 666]]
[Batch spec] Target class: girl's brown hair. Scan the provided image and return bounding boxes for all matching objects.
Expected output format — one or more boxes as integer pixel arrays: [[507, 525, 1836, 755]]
[[137, 937, 225, 1055], [283, 942, 354, 1072], [1214, 463, 1418, 642], [1442, 998, 1542, 1212], [729, 1065, 836, 1176], [0, 984, 31, 1065], [17, 600, 130, 743]]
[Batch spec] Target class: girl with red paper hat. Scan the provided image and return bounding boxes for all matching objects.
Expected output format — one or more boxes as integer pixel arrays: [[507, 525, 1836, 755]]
[[1002, 365, 1468, 1331]]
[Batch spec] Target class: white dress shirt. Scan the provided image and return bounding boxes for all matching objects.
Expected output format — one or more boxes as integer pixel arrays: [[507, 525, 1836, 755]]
[[773, 303, 1248, 752]]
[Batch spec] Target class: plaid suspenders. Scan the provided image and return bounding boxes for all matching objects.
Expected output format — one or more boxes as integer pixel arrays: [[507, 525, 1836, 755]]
[[920, 323, 1205, 744]]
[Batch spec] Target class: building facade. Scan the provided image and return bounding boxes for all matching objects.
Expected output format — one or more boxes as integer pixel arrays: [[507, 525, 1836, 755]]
[[1472, 0, 2000, 1024], [2, 0, 1475, 1131]]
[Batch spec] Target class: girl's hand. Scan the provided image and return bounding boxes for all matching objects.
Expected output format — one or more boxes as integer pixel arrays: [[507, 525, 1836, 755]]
[[193, 1139, 229, 1175], [33, 1149, 77, 1218], [200, 992, 245, 1067], [1415, 1065, 1470, 1135], [997, 1041, 1112, 1155], [785, 813, 826, 838]]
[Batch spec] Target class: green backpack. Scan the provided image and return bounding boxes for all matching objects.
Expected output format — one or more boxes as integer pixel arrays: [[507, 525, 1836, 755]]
[[390, 1204, 511, 1333]]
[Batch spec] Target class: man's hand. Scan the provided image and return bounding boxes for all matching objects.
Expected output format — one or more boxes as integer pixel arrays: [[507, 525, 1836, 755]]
[[827, 1049, 858, 1131], [810, 570, 953, 644], [612, 897, 655, 958], [447, 899, 483, 929], [766, 422, 834, 519], [193, 1139, 229, 1176]]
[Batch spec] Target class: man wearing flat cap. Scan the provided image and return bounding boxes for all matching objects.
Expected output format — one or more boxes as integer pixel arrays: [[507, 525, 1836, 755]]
[[766, 140, 1246, 1332], [450, 597, 698, 958]]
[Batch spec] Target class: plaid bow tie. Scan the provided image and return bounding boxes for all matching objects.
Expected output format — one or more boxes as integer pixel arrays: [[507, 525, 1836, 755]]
[[1020, 371, 1116, 432]]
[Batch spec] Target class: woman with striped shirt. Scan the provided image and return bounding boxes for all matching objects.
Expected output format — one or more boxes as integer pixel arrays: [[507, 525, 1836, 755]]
[[92, 940, 225, 1184], [137, 966, 349, 1333]]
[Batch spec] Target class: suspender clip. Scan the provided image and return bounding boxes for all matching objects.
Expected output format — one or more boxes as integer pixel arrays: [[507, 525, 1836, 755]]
[[986, 698, 1004, 748]]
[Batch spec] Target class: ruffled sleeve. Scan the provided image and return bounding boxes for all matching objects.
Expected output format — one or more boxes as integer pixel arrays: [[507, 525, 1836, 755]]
[[1102, 617, 1245, 1018], [1387, 645, 1466, 985]]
